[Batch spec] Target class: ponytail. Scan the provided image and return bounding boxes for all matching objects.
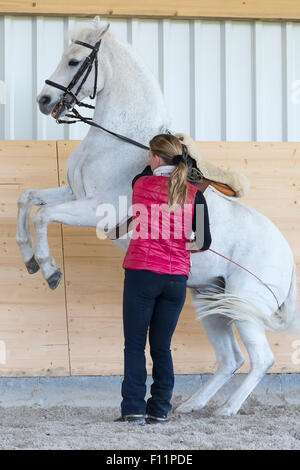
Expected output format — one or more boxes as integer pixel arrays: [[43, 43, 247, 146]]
[[149, 133, 189, 212], [168, 161, 188, 212]]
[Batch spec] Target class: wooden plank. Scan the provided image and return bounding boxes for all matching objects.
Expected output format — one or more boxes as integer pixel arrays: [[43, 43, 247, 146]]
[[0, 140, 69, 376], [1, 1, 300, 21], [58, 140, 300, 375]]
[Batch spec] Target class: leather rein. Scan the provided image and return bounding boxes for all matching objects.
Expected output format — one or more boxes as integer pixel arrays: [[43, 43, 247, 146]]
[[44, 38, 280, 311]]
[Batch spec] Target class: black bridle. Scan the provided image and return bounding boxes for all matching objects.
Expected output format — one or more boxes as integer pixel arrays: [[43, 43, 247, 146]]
[[45, 38, 150, 151], [45, 39, 101, 118]]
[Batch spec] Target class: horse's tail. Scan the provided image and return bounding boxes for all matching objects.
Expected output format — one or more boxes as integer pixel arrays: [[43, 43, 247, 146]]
[[191, 264, 300, 332]]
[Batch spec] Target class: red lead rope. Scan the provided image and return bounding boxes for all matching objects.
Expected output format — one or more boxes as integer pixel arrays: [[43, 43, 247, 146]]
[[207, 248, 280, 310]]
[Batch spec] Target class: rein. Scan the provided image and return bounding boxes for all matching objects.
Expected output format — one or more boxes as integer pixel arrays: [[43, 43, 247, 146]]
[[45, 38, 280, 311], [63, 107, 150, 151]]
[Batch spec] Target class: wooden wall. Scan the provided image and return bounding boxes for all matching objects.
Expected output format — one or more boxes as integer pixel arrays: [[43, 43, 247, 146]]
[[0, 140, 299, 376], [1, 1, 300, 21], [0, 141, 69, 376]]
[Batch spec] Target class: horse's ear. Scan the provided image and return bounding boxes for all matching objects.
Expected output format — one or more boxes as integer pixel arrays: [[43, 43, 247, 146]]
[[86, 22, 110, 44], [100, 23, 110, 37], [91, 15, 101, 29]]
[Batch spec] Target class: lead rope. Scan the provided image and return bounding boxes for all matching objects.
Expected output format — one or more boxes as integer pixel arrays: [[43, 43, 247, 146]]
[[207, 247, 280, 310]]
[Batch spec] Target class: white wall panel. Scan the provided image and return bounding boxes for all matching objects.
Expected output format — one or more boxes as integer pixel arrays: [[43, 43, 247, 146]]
[[224, 21, 253, 141], [0, 16, 5, 139], [108, 17, 128, 43], [4, 16, 34, 139], [0, 15, 300, 142], [255, 22, 283, 141], [131, 19, 160, 82], [286, 22, 300, 142], [194, 21, 222, 141], [162, 19, 191, 135]]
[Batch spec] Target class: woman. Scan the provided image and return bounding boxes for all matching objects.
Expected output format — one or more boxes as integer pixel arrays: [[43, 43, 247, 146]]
[[115, 134, 212, 426]]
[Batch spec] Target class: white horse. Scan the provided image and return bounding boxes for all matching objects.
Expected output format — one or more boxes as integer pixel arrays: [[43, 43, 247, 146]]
[[16, 16, 299, 416]]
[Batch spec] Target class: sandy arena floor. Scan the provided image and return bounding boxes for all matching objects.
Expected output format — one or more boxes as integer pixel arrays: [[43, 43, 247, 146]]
[[0, 398, 299, 450]]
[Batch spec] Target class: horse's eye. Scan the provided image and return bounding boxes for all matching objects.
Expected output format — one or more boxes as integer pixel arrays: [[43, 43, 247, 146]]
[[68, 59, 79, 67]]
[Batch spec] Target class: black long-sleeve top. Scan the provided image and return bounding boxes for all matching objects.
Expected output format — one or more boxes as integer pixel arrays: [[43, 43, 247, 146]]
[[132, 166, 212, 251]]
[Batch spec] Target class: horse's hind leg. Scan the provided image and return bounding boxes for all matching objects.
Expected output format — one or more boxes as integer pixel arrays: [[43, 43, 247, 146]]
[[176, 313, 244, 413], [214, 320, 274, 416]]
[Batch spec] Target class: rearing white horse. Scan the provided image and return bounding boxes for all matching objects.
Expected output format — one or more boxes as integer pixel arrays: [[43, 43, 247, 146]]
[[16, 16, 299, 416]]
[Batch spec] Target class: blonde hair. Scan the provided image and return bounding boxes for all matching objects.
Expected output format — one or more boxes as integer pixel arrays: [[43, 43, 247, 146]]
[[149, 134, 188, 211]]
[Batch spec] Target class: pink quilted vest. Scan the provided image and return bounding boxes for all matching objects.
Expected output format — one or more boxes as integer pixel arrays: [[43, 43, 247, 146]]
[[123, 175, 198, 276]]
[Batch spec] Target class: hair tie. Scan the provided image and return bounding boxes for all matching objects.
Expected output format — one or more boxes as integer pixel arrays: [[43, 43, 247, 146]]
[[172, 154, 184, 165], [172, 143, 188, 165]]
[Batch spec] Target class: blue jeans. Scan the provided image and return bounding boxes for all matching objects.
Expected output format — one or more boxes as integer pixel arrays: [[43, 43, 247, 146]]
[[121, 268, 187, 419]]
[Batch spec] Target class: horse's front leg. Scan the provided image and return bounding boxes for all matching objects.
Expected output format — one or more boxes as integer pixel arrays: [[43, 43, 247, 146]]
[[32, 198, 101, 289], [16, 186, 75, 273]]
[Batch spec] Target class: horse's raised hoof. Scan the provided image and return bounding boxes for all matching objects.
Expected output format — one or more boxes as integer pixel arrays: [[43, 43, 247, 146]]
[[46, 269, 63, 290], [25, 256, 40, 274]]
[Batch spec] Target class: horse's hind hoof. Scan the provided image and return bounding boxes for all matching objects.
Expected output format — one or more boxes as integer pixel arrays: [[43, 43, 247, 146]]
[[47, 269, 63, 290], [213, 405, 236, 417], [25, 256, 40, 274]]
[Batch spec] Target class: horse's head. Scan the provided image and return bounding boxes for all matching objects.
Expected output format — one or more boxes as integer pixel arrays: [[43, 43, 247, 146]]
[[37, 16, 110, 120]]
